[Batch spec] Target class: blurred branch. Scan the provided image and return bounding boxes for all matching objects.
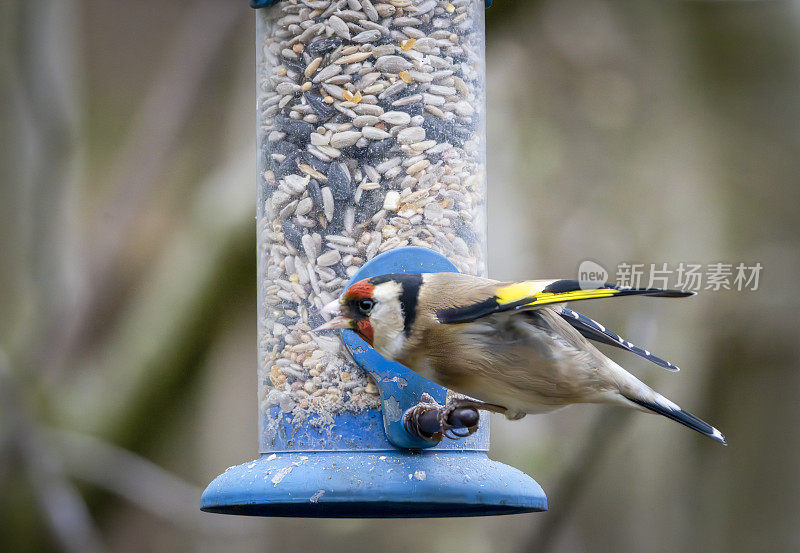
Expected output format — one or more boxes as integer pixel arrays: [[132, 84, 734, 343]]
[[54, 135, 254, 445], [50, 0, 243, 370], [520, 408, 633, 553], [49, 428, 254, 536], [1, 0, 84, 362], [96, 0, 239, 238], [49, 26, 259, 444], [0, 352, 106, 553], [2, 4, 257, 538]]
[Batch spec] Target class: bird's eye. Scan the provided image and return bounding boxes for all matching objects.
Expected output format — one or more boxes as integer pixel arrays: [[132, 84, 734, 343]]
[[357, 299, 374, 315]]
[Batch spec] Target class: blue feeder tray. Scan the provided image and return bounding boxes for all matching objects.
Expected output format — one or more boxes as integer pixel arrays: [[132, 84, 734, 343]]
[[201, 450, 544, 517], [201, 247, 547, 517]]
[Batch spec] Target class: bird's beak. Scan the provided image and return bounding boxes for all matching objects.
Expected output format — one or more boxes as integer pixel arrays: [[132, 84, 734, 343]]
[[315, 316, 352, 331], [314, 299, 353, 331]]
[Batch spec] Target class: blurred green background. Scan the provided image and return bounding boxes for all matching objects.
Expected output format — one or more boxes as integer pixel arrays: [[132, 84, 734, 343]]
[[2, 0, 799, 552]]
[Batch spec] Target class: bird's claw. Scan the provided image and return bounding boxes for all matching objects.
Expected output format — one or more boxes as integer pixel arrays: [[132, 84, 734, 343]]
[[402, 393, 481, 443], [437, 401, 480, 440], [403, 393, 445, 443]]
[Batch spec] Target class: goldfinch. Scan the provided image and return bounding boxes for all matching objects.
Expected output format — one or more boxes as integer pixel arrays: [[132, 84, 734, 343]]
[[318, 273, 726, 445]]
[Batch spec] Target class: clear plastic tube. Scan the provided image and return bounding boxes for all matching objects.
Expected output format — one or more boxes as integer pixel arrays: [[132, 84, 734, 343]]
[[256, 0, 487, 451]]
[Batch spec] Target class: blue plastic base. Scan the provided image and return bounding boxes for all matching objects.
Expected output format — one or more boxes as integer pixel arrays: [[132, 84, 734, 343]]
[[201, 450, 546, 517]]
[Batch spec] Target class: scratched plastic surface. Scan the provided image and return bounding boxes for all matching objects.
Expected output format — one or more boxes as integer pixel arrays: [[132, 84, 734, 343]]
[[201, 450, 546, 517]]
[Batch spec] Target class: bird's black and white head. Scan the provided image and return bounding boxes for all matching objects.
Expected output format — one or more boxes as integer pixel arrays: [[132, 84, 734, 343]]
[[316, 273, 423, 360]]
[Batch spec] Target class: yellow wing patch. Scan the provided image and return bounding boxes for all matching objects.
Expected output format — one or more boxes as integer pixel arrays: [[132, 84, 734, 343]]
[[437, 279, 689, 325], [494, 281, 549, 305], [521, 288, 619, 306], [494, 280, 620, 307]]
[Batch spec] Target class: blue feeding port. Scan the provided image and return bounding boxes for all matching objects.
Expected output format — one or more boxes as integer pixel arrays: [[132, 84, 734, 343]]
[[201, 248, 546, 517]]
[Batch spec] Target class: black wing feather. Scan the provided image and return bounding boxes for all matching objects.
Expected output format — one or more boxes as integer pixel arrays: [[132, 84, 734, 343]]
[[436, 279, 694, 325], [558, 307, 680, 372]]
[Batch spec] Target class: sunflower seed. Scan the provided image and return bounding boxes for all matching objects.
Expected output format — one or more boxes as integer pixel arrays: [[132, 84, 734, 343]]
[[397, 126, 425, 144], [329, 130, 362, 148], [321, 186, 335, 221], [361, 0, 379, 21], [361, 126, 391, 140], [352, 115, 379, 127], [334, 51, 373, 64], [328, 16, 351, 40], [317, 249, 341, 267], [352, 30, 381, 43], [374, 55, 412, 73], [313, 63, 342, 83], [379, 110, 412, 125]]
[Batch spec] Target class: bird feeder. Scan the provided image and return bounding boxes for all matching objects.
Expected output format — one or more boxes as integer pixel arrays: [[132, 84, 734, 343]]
[[201, 0, 546, 517]]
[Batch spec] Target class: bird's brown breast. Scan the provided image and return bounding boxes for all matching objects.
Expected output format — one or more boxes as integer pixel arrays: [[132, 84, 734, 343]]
[[399, 298, 617, 409]]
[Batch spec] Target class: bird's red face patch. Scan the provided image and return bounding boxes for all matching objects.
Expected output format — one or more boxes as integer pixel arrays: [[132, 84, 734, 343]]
[[345, 279, 375, 300], [343, 279, 376, 345], [356, 319, 374, 344]]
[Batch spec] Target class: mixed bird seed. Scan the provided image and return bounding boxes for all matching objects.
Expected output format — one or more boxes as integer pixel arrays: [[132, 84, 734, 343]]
[[256, 0, 487, 449]]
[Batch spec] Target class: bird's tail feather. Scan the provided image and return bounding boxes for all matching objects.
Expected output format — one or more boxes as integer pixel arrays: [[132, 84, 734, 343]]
[[625, 394, 727, 445]]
